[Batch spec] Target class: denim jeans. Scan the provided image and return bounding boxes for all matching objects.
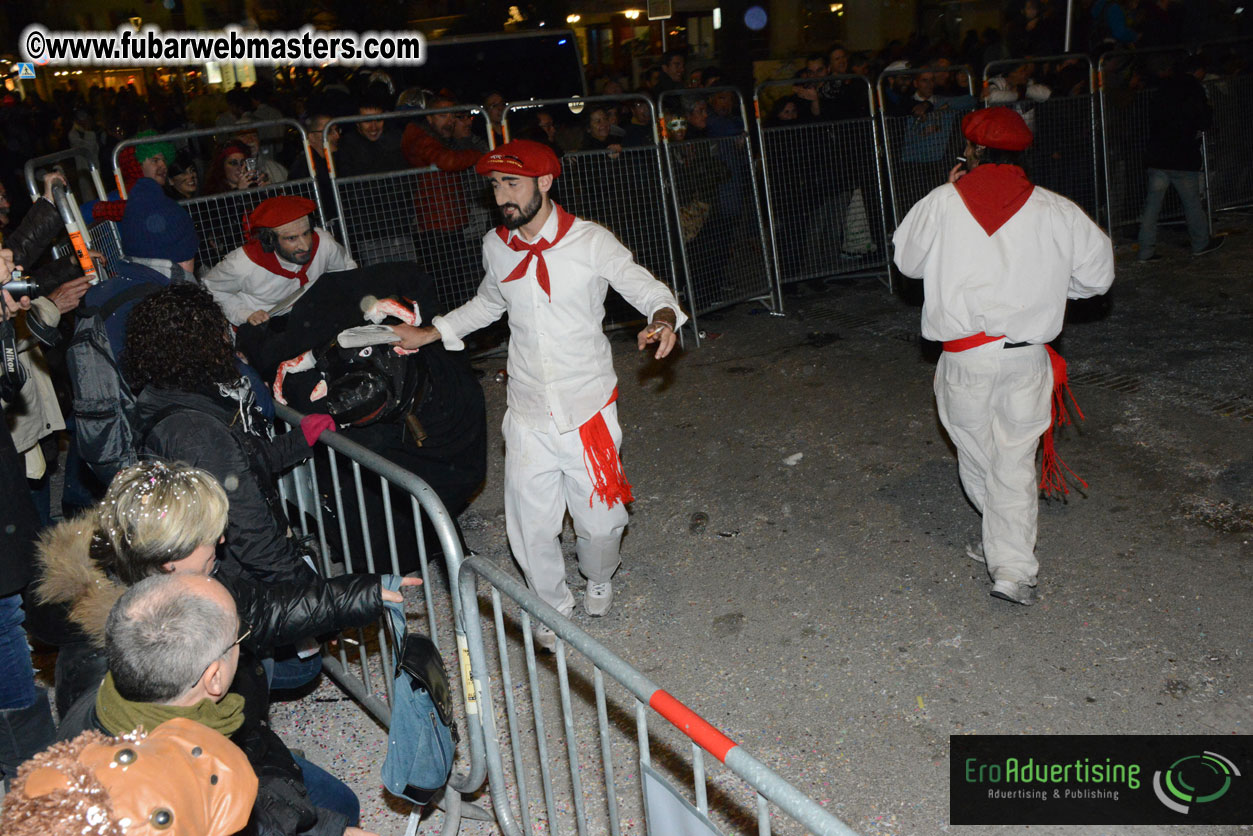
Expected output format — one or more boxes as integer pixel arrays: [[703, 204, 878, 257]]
[[294, 754, 360, 826], [261, 653, 323, 692], [0, 594, 39, 711], [1137, 168, 1210, 259]]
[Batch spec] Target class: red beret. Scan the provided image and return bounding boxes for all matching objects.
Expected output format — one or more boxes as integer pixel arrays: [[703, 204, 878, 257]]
[[246, 195, 317, 232], [474, 140, 562, 179], [962, 107, 1033, 151]]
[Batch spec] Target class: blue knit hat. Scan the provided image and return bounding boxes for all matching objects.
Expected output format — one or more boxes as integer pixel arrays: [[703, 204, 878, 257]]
[[118, 178, 199, 262]]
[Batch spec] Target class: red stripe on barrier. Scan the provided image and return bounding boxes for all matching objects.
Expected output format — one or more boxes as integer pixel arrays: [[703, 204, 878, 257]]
[[649, 690, 738, 763]]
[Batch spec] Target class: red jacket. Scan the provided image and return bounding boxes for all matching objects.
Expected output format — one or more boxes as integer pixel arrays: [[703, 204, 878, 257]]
[[401, 123, 484, 232]]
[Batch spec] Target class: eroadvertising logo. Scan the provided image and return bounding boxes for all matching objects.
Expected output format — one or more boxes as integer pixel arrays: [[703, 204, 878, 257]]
[[1153, 750, 1240, 815], [950, 735, 1251, 825]]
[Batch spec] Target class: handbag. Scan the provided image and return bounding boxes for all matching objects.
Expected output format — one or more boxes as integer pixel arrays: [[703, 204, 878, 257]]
[[379, 593, 457, 806]]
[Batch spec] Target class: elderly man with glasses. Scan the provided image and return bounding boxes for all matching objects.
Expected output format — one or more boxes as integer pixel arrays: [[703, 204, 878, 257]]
[[56, 572, 396, 836]]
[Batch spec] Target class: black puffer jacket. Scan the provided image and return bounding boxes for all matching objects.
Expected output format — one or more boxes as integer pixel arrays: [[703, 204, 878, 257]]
[[33, 514, 386, 705], [134, 385, 313, 584]]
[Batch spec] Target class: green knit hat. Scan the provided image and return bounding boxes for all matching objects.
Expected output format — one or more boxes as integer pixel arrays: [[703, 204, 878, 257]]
[[133, 129, 176, 165]]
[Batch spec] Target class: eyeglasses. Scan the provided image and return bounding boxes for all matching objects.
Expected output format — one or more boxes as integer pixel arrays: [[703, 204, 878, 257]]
[[198, 620, 252, 682]]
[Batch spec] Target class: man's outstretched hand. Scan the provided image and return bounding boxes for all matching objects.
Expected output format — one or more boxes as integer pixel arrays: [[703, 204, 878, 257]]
[[391, 324, 441, 350], [637, 308, 679, 359], [381, 576, 423, 603]]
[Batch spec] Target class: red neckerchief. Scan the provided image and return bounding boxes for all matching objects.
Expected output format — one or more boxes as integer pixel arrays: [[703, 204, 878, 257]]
[[498, 202, 576, 301], [243, 230, 321, 287], [953, 164, 1034, 236]]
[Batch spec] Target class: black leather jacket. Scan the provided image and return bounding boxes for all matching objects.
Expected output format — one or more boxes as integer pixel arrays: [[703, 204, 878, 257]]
[[5, 196, 84, 295]]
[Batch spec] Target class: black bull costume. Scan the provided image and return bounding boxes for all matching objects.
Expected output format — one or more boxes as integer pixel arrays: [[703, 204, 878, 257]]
[[236, 262, 487, 572]]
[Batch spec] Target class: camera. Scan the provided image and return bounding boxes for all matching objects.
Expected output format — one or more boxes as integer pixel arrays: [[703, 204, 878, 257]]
[[3, 271, 40, 300], [244, 157, 258, 173]]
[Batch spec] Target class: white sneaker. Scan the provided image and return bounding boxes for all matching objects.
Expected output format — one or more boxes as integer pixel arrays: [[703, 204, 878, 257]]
[[990, 578, 1037, 606], [965, 543, 986, 564], [584, 581, 614, 617], [531, 623, 557, 653]]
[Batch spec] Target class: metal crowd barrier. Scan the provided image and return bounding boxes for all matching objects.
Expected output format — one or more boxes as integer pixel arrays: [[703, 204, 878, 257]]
[[659, 87, 776, 319], [503, 95, 685, 333], [1097, 47, 1207, 233], [273, 402, 494, 835], [754, 74, 890, 294], [325, 107, 496, 313], [112, 120, 327, 273], [455, 554, 862, 836], [983, 55, 1102, 222], [275, 402, 857, 834], [24, 146, 110, 203], [23, 147, 124, 280], [877, 66, 977, 232], [1198, 38, 1253, 215]]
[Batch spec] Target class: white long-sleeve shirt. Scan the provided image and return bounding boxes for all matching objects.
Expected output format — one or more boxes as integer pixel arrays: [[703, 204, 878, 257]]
[[203, 228, 356, 326], [892, 181, 1113, 344], [433, 208, 688, 433]]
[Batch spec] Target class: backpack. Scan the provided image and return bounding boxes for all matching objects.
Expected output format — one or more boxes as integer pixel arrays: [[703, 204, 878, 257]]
[[65, 281, 162, 484], [380, 591, 457, 807]]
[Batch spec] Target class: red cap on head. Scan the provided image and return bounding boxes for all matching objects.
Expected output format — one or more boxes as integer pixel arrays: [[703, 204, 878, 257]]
[[474, 140, 562, 179], [961, 107, 1033, 151], [245, 195, 317, 237]]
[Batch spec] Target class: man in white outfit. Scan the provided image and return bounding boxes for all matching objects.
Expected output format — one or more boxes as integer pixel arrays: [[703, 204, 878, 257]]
[[202, 195, 356, 326], [892, 107, 1114, 605], [392, 140, 686, 643]]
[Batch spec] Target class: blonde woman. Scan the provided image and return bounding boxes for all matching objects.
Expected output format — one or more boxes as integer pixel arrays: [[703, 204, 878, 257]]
[[35, 460, 416, 835], [34, 460, 416, 711]]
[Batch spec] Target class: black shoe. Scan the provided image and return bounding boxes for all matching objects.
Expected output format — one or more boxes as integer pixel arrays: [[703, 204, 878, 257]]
[[1136, 254, 1163, 264], [1193, 237, 1226, 257]]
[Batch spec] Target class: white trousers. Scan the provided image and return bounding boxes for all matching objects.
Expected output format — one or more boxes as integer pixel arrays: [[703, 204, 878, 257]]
[[934, 342, 1053, 584], [502, 405, 629, 614]]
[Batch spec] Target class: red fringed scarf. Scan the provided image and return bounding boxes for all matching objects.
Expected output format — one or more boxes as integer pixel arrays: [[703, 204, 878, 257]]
[[1039, 345, 1087, 498], [580, 388, 634, 509], [498, 202, 576, 301], [242, 231, 321, 287], [953, 164, 1034, 236]]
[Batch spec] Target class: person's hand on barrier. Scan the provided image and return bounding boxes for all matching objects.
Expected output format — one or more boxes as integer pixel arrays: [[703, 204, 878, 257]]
[[343, 828, 381, 836], [41, 170, 68, 204], [607, 143, 623, 158], [381, 576, 423, 603], [638, 312, 678, 359], [390, 323, 441, 350], [247, 310, 270, 326], [299, 413, 337, 446], [48, 276, 91, 314]]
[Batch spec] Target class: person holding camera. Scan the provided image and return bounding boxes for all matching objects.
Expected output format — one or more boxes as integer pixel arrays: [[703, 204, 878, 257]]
[[0, 248, 57, 792], [202, 195, 355, 327], [203, 140, 270, 195]]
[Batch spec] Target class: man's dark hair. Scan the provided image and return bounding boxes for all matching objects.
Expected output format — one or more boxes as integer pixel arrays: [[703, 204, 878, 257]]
[[976, 145, 1027, 166], [106, 574, 236, 703], [360, 81, 394, 113], [662, 49, 685, 65], [225, 87, 253, 114], [126, 284, 238, 392]]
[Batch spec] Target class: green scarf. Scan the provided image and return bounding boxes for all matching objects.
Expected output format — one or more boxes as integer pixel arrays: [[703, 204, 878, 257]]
[[95, 671, 246, 738]]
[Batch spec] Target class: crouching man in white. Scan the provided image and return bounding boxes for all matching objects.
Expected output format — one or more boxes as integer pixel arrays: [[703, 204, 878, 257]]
[[393, 140, 686, 645]]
